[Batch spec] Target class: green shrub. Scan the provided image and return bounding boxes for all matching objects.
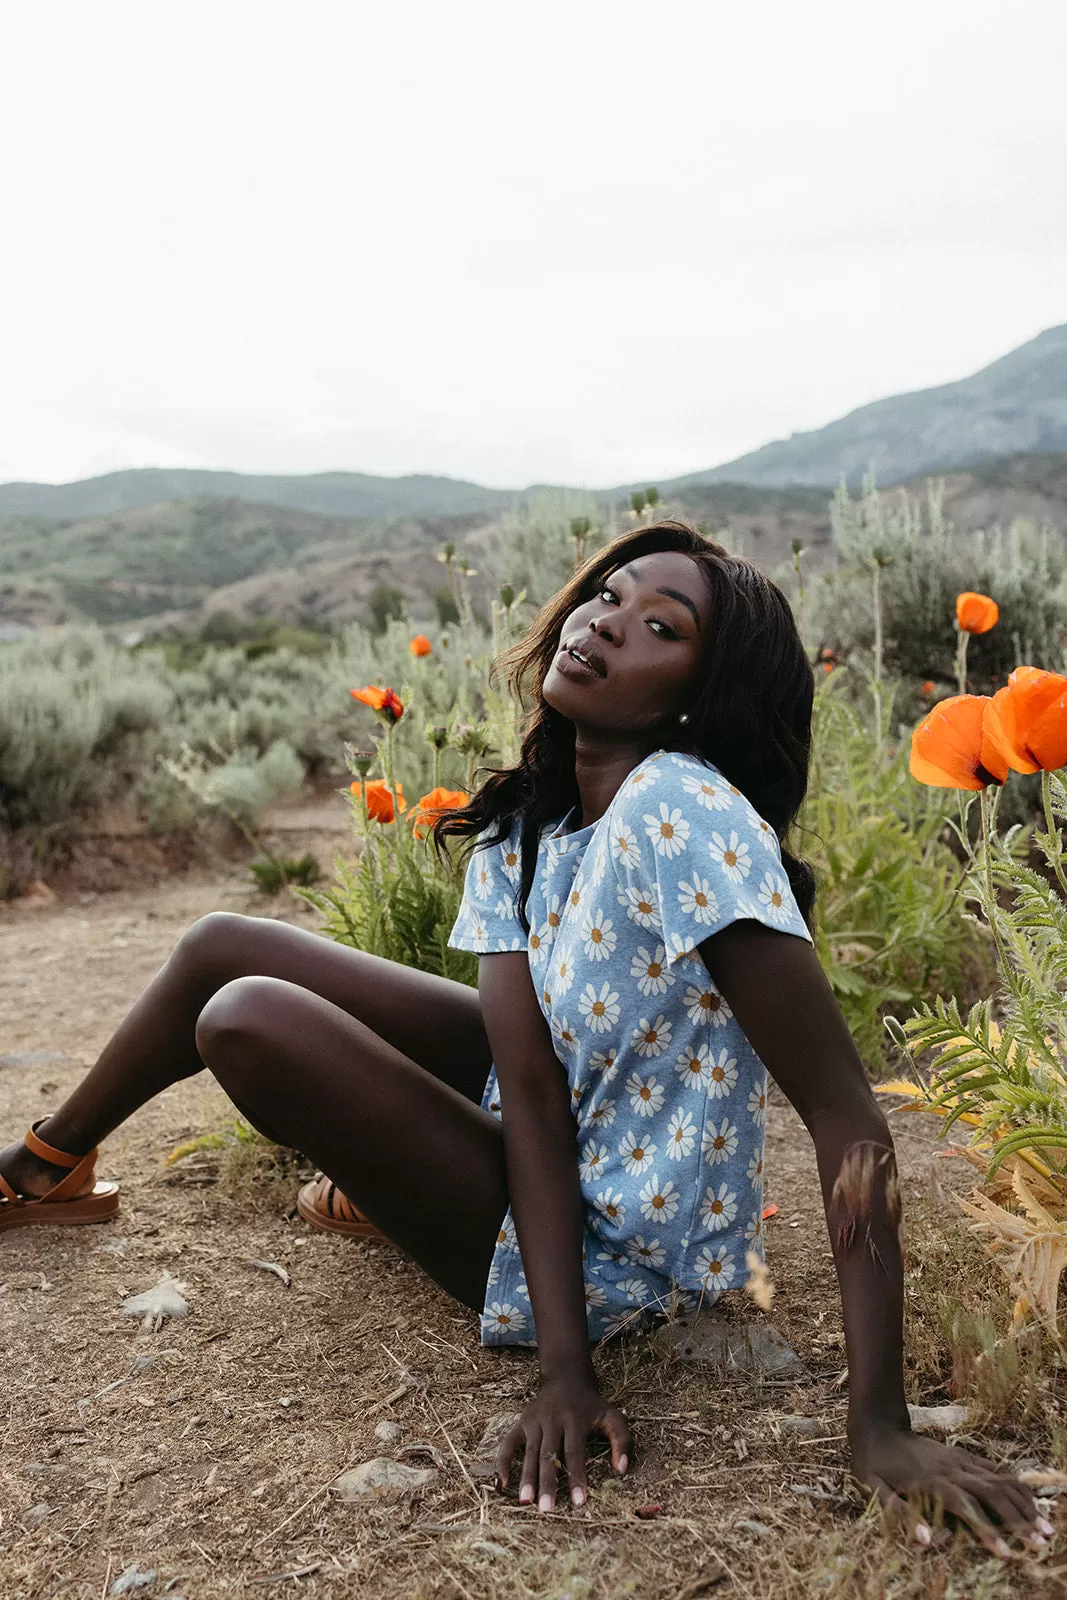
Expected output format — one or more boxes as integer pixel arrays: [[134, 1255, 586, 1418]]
[[249, 851, 321, 894]]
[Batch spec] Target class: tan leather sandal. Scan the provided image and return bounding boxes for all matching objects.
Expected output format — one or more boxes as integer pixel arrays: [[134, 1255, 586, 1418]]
[[0, 1119, 120, 1230], [296, 1173, 391, 1243]]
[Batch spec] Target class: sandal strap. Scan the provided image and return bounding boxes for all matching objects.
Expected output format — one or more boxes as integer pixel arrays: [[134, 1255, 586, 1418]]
[[25, 1119, 98, 1171], [0, 1171, 20, 1206], [44, 1154, 99, 1203], [313, 1174, 370, 1226]]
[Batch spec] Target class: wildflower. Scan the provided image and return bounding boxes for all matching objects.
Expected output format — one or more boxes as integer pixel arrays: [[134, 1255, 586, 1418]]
[[955, 592, 999, 634], [423, 724, 450, 751], [920, 680, 936, 697], [350, 779, 406, 822], [982, 665, 1067, 774], [909, 695, 1007, 790], [409, 634, 432, 657], [410, 786, 469, 838], [351, 685, 404, 724]]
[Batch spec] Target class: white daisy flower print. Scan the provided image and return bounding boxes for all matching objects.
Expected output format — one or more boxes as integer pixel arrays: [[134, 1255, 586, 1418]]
[[747, 1081, 768, 1127], [619, 1276, 651, 1304], [700, 1182, 738, 1233], [626, 1233, 667, 1269], [639, 1175, 679, 1225], [617, 884, 662, 930], [707, 830, 752, 884], [584, 1283, 608, 1309], [553, 951, 576, 996], [593, 1188, 626, 1227], [683, 982, 733, 1028], [578, 981, 620, 1033], [745, 808, 780, 853], [474, 858, 495, 901], [551, 1015, 578, 1056], [747, 1151, 764, 1188], [695, 1247, 735, 1292], [589, 844, 607, 887], [596, 1246, 626, 1266], [631, 943, 673, 997], [494, 896, 517, 923], [743, 1212, 763, 1246], [469, 915, 489, 952], [581, 909, 617, 962], [625, 1071, 665, 1119], [589, 1046, 619, 1083], [610, 820, 642, 867], [623, 764, 660, 796], [486, 1257, 499, 1287], [496, 935, 524, 951], [539, 845, 560, 897], [495, 1215, 518, 1251], [666, 1107, 697, 1161], [681, 771, 734, 811], [707, 1049, 739, 1099], [500, 844, 522, 884], [582, 1097, 617, 1131], [677, 875, 719, 926], [618, 1130, 656, 1175], [527, 923, 548, 966], [665, 932, 700, 965], [578, 1140, 609, 1183], [756, 870, 792, 925], [632, 1014, 672, 1058], [702, 1116, 739, 1167], [644, 804, 691, 859], [484, 1301, 527, 1334], [675, 1043, 710, 1092]]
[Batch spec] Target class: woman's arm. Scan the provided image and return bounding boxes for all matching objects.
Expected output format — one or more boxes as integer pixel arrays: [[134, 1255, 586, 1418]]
[[478, 952, 630, 1511], [700, 920, 1046, 1555]]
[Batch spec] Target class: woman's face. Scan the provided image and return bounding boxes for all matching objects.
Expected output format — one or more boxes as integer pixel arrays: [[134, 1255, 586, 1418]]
[[542, 551, 712, 733]]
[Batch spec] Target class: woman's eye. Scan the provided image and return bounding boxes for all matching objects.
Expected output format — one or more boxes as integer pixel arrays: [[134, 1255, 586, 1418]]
[[649, 618, 678, 640], [599, 587, 619, 605]]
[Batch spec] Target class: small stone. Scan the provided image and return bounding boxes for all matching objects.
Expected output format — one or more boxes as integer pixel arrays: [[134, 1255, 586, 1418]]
[[121, 1274, 190, 1328], [332, 1458, 437, 1499], [109, 1567, 158, 1596], [907, 1403, 969, 1435], [738, 1518, 775, 1536], [374, 1420, 403, 1446], [778, 1415, 823, 1436], [469, 1540, 511, 1559], [21, 1501, 54, 1529], [665, 1313, 807, 1377]]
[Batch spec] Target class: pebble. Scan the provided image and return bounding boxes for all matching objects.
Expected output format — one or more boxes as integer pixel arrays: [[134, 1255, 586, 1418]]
[[374, 1420, 403, 1446], [907, 1403, 969, 1435], [121, 1274, 190, 1328], [109, 1567, 158, 1596], [332, 1458, 437, 1498], [665, 1314, 807, 1376], [21, 1501, 54, 1529]]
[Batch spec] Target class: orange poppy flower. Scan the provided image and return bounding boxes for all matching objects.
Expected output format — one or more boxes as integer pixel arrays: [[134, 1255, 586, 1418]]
[[909, 695, 1007, 790], [981, 665, 1067, 774], [410, 786, 469, 838], [351, 685, 404, 723], [955, 592, 999, 634], [349, 779, 406, 822], [409, 634, 432, 658]]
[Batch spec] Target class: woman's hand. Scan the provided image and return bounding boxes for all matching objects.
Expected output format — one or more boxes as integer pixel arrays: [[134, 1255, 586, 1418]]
[[854, 1422, 1053, 1556], [496, 1375, 631, 1512]]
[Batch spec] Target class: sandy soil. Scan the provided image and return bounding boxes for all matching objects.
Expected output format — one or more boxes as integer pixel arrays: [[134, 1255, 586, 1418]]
[[0, 848, 1054, 1599]]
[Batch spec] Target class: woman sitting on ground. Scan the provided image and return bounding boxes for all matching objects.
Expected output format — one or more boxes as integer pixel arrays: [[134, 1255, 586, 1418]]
[[0, 522, 1047, 1553]]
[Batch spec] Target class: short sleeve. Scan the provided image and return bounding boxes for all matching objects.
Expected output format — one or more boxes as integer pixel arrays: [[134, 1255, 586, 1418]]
[[608, 755, 811, 964], [447, 824, 527, 954]]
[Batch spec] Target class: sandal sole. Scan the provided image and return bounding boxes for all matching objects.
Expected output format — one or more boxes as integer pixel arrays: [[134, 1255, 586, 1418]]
[[0, 1181, 119, 1231]]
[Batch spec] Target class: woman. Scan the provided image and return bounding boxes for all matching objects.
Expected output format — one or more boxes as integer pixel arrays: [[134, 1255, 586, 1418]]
[[0, 523, 1048, 1553]]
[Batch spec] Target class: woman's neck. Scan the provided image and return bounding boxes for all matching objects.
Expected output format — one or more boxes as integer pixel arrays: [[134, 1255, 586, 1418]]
[[571, 733, 664, 830]]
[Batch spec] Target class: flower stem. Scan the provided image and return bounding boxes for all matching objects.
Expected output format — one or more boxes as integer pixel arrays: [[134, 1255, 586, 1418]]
[[955, 627, 969, 697]]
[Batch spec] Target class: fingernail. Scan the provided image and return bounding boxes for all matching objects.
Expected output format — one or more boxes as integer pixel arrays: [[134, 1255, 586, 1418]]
[[1030, 1534, 1047, 1549], [572, 1487, 586, 1507], [1038, 1517, 1055, 1537], [519, 1485, 533, 1504], [538, 1494, 553, 1513], [618, 1455, 628, 1474], [914, 1523, 931, 1546], [995, 1538, 1012, 1559]]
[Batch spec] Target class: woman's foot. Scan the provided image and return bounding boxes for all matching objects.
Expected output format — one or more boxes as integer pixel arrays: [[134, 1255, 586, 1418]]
[[0, 1122, 119, 1227], [0, 1137, 89, 1199]]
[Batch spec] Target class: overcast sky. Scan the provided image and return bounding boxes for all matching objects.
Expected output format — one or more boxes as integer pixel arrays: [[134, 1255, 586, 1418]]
[[2, 0, 1065, 490]]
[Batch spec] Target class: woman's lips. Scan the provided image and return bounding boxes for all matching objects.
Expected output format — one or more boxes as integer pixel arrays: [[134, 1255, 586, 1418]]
[[555, 644, 605, 680]]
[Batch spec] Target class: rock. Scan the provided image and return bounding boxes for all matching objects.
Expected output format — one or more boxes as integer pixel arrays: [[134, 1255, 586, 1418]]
[[374, 1420, 403, 1446], [121, 1274, 190, 1330], [108, 1567, 158, 1596], [907, 1403, 969, 1435], [778, 1415, 823, 1436], [332, 1458, 437, 1499], [21, 1501, 54, 1529], [11, 880, 57, 909], [468, 1540, 511, 1560], [0, 1050, 68, 1069], [664, 1313, 807, 1377], [470, 1411, 521, 1481]]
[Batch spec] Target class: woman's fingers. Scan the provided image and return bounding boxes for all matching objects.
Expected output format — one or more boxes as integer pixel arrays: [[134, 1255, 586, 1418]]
[[868, 1477, 932, 1547], [953, 1472, 1047, 1548], [929, 1478, 1011, 1557], [538, 1431, 563, 1511], [495, 1422, 526, 1491], [564, 1419, 589, 1508], [598, 1405, 632, 1475], [517, 1425, 542, 1507]]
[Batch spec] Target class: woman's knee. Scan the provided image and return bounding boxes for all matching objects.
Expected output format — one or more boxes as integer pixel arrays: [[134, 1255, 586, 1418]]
[[194, 974, 284, 1081], [172, 911, 257, 984]]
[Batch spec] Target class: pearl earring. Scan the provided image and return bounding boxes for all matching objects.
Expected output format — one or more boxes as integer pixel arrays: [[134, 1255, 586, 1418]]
[[678, 712, 690, 725]]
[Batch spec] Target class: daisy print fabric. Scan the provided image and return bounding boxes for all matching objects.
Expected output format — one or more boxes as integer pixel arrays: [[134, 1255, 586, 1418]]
[[448, 749, 811, 1347]]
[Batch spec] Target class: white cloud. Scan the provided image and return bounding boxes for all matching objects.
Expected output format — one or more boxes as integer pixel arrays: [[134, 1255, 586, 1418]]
[[1, 0, 1064, 487]]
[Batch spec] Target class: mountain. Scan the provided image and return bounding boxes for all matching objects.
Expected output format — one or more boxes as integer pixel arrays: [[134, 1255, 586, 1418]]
[[0, 467, 517, 522], [669, 324, 1067, 490]]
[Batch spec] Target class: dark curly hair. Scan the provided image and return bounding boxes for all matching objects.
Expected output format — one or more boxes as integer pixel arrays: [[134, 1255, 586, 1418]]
[[434, 519, 815, 928]]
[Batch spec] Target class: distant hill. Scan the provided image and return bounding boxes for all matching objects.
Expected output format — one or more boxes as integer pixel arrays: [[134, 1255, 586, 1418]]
[[0, 467, 517, 522], [671, 324, 1067, 489]]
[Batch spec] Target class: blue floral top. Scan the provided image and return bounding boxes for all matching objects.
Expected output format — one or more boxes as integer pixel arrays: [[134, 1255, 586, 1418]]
[[448, 749, 812, 1346]]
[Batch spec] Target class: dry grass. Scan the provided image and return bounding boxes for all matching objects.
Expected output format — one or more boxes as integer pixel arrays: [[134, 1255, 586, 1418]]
[[1, 862, 1064, 1598]]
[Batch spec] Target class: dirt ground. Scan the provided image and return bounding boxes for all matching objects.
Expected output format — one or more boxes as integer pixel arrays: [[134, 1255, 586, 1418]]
[[0, 827, 1061, 1599]]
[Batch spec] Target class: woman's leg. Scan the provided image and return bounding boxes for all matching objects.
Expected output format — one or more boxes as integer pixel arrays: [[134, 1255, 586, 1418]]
[[0, 912, 493, 1205]]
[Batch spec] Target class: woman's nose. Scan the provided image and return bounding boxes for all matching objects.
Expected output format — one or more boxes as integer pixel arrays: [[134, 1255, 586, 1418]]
[[588, 614, 616, 643]]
